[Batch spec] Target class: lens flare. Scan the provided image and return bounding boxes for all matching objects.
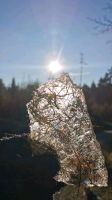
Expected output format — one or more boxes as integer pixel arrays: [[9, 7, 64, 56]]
[[48, 60, 63, 74]]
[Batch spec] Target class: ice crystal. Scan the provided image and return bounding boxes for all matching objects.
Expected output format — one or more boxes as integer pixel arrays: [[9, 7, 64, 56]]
[[27, 73, 108, 186]]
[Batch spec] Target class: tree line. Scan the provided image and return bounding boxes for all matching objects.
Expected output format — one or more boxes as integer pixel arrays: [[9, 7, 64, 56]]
[[0, 67, 112, 134], [0, 78, 39, 134], [83, 67, 112, 130]]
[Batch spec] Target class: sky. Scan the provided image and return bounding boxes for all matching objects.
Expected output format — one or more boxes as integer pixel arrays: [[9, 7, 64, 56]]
[[0, 0, 112, 86]]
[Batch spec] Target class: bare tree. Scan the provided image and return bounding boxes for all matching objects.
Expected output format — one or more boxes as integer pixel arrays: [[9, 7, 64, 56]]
[[89, 0, 112, 34]]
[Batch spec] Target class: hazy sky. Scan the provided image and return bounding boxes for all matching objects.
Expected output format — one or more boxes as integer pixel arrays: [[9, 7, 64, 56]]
[[0, 0, 112, 85]]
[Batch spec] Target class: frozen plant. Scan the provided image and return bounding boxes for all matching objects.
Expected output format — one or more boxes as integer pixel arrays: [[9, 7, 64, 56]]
[[27, 73, 108, 187]]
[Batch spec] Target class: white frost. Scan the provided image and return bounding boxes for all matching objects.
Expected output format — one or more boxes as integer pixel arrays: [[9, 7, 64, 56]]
[[27, 73, 108, 187]]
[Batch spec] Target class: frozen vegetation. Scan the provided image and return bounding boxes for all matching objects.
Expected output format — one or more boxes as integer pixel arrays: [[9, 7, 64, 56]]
[[27, 73, 108, 187]]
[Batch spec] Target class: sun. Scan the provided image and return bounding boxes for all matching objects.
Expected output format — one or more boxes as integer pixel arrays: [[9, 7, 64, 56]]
[[48, 60, 63, 74]]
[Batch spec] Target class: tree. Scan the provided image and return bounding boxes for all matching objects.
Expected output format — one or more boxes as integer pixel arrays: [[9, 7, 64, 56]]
[[98, 67, 112, 86], [91, 81, 96, 90], [0, 79, 7, 106], [90, 0, 112, 34], [10, 77, 19, 95], [0, 79, 5, 91], [108, 66, 112, 84]]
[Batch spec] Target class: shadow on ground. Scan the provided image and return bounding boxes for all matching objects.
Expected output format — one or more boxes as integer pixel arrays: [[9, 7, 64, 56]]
[[0, 134, 112, 200], [0, 135, 65, 200]]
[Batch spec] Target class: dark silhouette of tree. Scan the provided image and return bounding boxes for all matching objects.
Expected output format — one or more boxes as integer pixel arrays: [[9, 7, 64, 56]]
[[90, 0, 112, 33], [98, 67, 112, 86], [10, 77, 18, 95], [0, 79, 5, 91], [108, 66, 112, 84], [0, 71, 112, 134], [0, 78, 39, 134], [83, 67, 112, 128]]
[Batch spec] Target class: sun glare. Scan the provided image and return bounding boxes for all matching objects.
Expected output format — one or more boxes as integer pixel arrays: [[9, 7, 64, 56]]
[[48, 60, 63, 74]]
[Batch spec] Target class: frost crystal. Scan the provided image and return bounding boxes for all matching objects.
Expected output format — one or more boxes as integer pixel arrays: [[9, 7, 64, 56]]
[[27, 73, 108, 186]]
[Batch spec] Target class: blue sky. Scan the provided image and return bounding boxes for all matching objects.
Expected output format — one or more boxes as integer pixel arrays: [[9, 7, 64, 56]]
[[0, 0, 112, 86]]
